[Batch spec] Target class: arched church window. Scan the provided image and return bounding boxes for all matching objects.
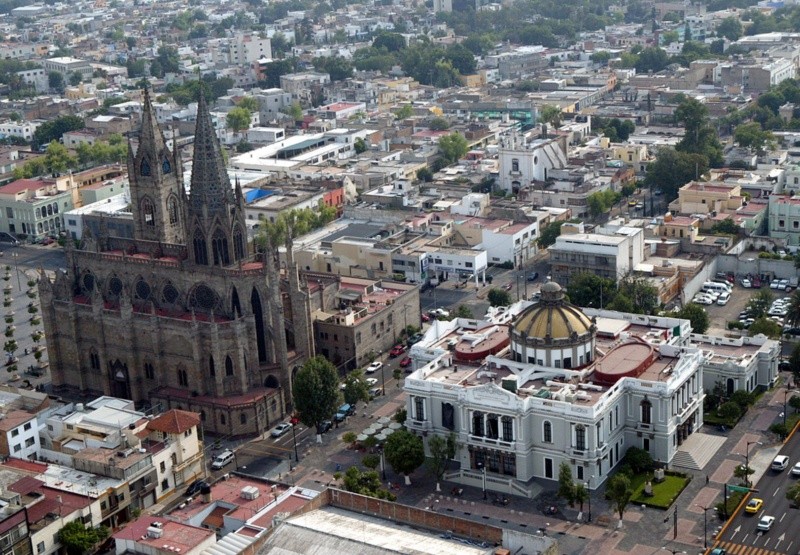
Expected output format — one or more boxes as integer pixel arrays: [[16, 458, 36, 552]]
[[233, 226, 245, 261], [193, 229, 208, 265], [212, 228, 230, 266], [168, 198, 179, 224], [140, 159, 151, 176], [225, 355, 234, 376], [162, 158, 171, 174], [141, 198, 155, 227]]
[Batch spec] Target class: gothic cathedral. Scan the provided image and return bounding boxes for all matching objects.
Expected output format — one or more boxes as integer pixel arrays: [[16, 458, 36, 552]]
[[38, 88, 313, 436]]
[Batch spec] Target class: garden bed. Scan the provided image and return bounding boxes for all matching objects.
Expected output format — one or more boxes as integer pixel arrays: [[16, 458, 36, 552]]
[[630, 472, 691, 509]]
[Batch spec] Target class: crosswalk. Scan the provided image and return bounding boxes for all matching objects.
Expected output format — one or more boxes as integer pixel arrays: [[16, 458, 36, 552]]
[[713, 540, 791, 555]]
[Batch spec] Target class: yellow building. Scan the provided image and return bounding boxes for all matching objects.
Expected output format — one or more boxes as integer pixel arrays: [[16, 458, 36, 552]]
[[670, 181, 743, 216]]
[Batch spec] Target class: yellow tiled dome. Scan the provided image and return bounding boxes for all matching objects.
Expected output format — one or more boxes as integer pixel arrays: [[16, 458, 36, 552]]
[[513, 282, 593, 340]]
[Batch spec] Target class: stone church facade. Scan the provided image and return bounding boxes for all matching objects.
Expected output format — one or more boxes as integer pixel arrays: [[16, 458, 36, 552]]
[[39, 89, 313, 437]]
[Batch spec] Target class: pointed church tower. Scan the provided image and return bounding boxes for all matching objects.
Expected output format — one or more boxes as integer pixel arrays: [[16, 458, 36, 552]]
[[128, 87, 186, 244], [186, 88, 247, 266]]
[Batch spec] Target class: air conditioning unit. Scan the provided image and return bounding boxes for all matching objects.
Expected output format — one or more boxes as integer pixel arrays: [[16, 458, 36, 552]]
[[146, 527, 163, 539], [240, 486, 260, 500]]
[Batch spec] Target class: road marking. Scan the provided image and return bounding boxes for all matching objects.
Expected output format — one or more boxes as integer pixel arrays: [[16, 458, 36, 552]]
[[732, 524, 741, 538], [779, 512, 786, 522], [775, 532, 785, 548], [773, 486, 780, 497]]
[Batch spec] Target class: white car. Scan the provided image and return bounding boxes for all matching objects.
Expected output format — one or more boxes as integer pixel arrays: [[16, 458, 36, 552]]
[[366, 361, 383, 374], [757, 515, 775, 532], [792, 462, 800, 476], [430, 308, 450, 318], [741, 279, 752, 288], [270, 422, 293, 438], [365, 377, 378, 386], [770, 280, 781, 289], [717, 292, 731, 305], [694, 296, 714, 305]]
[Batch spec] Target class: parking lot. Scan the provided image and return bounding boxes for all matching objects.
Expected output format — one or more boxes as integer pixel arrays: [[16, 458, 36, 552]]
[[701, 281, 795, 336]]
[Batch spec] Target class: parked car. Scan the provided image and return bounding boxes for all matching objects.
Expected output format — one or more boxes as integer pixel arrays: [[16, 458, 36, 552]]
[[527, 272, 539, 282], [716, 292, 731, 305], [400, 356, 412, 368], [421, 313, 431, 323], [365, 377, 378, 386], [366, 361, 383, 374], [792, 461, 800, 476], [429, 308, 450, 318], [406, 333, 423, 347], [693, 295, 714, 305], [211, 450, 235, 470], [317, 419, 333, 434], [270, 422, 293, 438], [389, 344, 405, 357], [741, 279, 752, 289], [185, 479, 209, 496], [709, 548, 726, 555], [369, 387, 384, 398]]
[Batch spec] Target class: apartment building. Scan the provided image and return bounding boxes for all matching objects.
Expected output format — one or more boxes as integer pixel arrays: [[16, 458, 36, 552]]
[[549, 228, 644, 284]]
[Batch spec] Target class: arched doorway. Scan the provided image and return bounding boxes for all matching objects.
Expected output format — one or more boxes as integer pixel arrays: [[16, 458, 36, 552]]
[[109, 359, 131, 399], [264, 375, 280, 388]]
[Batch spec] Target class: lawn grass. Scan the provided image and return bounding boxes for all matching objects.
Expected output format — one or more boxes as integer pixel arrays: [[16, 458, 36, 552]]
[[630, 473, 692, 509]]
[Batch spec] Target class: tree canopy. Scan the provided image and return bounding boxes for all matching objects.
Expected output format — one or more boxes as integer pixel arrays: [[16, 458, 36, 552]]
[[487, 288, 512, 307], [438, 132, 468, 164], [384, 429, 425, 483], [644, 147, 709, 201], [57, 521, 109, 555], [537, 221, 564, 248], [292, 356, 341, 435], [32, 115, 84, 149], [606, 473, 633, 521], [566, 273, 617, 309], [673, 303, 710, 334]]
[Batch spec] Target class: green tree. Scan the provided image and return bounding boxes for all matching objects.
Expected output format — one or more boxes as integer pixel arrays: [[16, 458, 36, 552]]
[[537, 221, 564, 248], [789, 394, 800, 414], [748, 289, 774, 319], [156, 45, 180, 75], [454, 305, 474, 318], [634, 47, 669, 73], [644, 147, 709, 201], [566, 272, 617, 309], [32, 115, 85, 149], [237, 96, 259, 112], [68, 71, 82, 86], [342, 370, 370, 406], [675, 97, 723, 167], [428, 117, 450, 131], [748, 317, 782, 338], [312, 55, 353, 81], [43, 141, 76, 176], [615, 277, 659, 315], [48, 71, 64, 93], [574, 482, 588, 512], [624, 447, 654, 474], [606, 474, 633, 523], [590, 51, 612, 65], [734, 122, 775, 154], [373, 32, 406, 52], [57, 521, 109, 555], [717, 17, 743, 41], [674, 303, 710, 334], [384, 429, 425, 485], [787, 481, 800, 507], [292, 356, 341, 442], [342, 466, 395, 500], [790, 342, 800, 388], [718, 400, 742, 423], [427, 433, 456, 491], [557, 461, 576, 506], [711, 218, 740, 235], [445, 43, 476, 75], [487, 288, 512, 307], [438, 132, 468, 164], [395, 104, 413, 120], [733, 462, 754, 485], [284, 102, 303, 121], [354, 137, 367, 154], [539, 104, 562, 128], [226, 106, 252, 138], [785, 290, 800, 328]]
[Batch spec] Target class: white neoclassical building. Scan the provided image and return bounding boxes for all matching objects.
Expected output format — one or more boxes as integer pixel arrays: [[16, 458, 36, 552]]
[[404, 282, 708, 494]]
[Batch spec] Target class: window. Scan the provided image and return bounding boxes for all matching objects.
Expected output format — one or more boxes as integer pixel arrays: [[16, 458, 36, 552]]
[[5, 207, 12, 219], [140, 159, 151, 176], [641, 398, 652, 424], [543, 421, 552, 443], [178, 367, 188, 386], [501, 416, 513, 442], [161, 479, 168, 491], [90, 350, 100, 370], [11, 429, 19, 437], [162, 158, 171, 173], [209, 356, 215, 377], [37, 542, 44, 554], [13, 444, 21, 452], [160, 461, 166, 472], [212, 228, 230, 266], [193, 230, 208, 265], [442, 403, 455, 430], [779, 219, 785, 228], [220, 413, 226, 425], [511, 158, 519, 172], [502, 453, 516, 476], [141, 198, 155, 227], [577, 466, 584, 480], [575, 424, 586, 451], [25, 437, 34, 447], [486, 414, 498, 439], [233, 226, 245, 260], [544, 457, 553, 479], [101, 501, 107, 511], [225, 355, 234, 376], [794, 221, 799, 229], [240, 413, 247, 424], [168, 198, 179, 224], [414, 397, 425, 421], [472, 411, 484, 436], [144, 363, 155, 379]]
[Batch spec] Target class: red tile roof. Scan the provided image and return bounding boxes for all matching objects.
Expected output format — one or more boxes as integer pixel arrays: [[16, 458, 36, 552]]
[[147, 410, 200, 435], [0, 178, 45, 195]]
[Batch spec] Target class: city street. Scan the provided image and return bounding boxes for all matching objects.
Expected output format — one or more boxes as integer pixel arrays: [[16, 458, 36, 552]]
[[714, 433, 800, 555]]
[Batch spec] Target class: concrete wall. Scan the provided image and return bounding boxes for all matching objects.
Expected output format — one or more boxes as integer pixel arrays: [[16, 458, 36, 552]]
[[678, 259, 719, 304], [717, 254, 798, 280]]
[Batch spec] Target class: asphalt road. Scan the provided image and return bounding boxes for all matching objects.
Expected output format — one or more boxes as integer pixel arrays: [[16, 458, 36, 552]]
[[716, 435, 800, 555]]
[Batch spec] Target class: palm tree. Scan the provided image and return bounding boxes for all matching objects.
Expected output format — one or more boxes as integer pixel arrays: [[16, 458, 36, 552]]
[[786, 290, 800, 329]]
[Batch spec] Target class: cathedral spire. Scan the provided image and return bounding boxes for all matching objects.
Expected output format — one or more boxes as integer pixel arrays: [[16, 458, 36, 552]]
[[189, 87, 234, 214], [140, 86, 166, 157]]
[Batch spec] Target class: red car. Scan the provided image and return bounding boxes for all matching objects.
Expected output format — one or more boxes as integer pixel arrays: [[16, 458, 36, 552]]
[[421, 313, 431, 322], [400, 357, 412, 368], [389, 344, 405, 357]]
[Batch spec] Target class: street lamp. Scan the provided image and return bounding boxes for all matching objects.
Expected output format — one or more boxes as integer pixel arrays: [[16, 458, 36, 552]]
[[586, 475, 594, 523], [695, 504, 711, 549], [289, 416, 300, 463], [745, 441, 762, 487], [477, 461, 486, 500]]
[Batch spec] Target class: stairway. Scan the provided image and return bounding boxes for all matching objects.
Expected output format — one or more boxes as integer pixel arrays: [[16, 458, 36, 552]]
[[671, 432, 727, 471]]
